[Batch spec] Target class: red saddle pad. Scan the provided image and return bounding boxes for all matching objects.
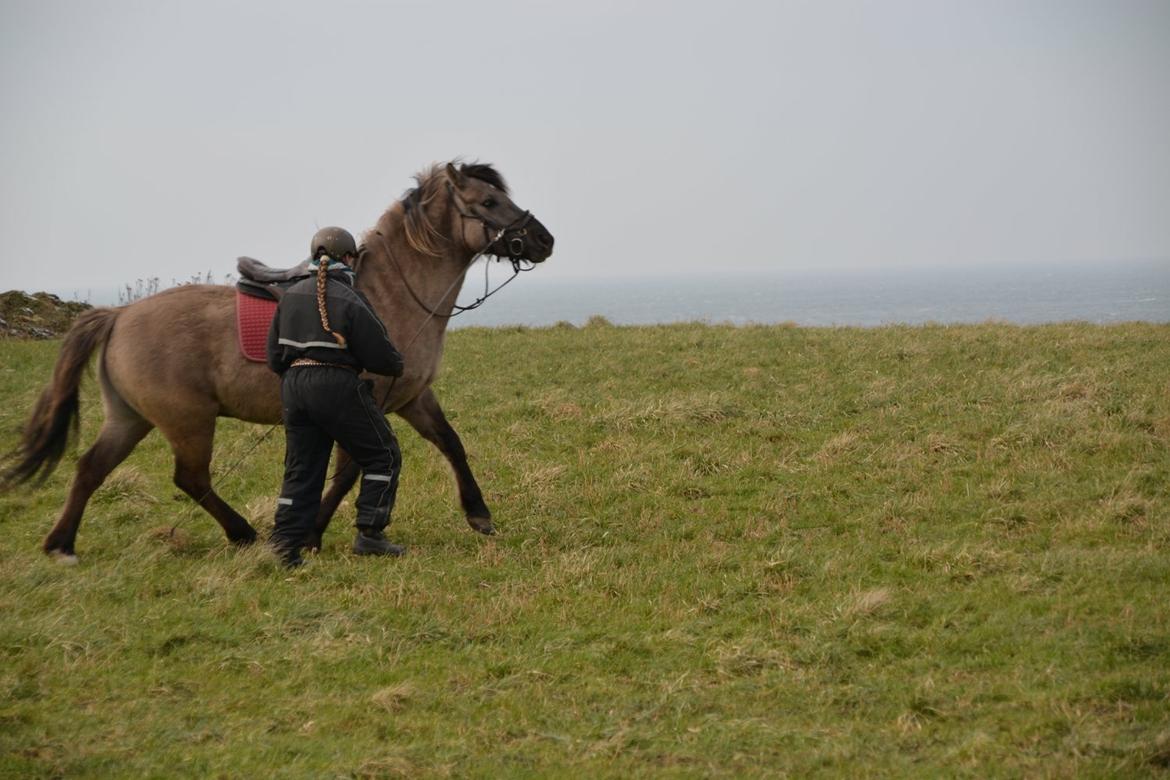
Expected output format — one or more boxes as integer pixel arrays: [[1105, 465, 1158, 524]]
[[236, 290, 277, 362]]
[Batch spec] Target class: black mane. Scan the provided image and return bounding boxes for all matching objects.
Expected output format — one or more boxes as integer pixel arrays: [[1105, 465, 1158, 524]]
[[461, 163, 509, 194]]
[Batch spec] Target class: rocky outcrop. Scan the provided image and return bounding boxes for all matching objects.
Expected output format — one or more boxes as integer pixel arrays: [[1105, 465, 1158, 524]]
[[0, 291, 93, 339]]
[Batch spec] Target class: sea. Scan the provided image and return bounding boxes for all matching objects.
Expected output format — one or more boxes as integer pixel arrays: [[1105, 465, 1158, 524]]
[[446, 261, 1170, 329], [58, 261, 1168, 329]]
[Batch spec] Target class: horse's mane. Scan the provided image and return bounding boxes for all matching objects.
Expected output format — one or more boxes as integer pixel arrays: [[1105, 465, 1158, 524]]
[[396, 162, 509, 257]]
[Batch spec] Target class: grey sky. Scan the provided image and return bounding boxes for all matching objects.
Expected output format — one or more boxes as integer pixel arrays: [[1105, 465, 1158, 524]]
[[1, 0, 1168, 297]]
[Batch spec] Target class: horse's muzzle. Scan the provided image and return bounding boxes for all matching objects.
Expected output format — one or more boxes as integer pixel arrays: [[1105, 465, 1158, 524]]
[[497, 216, 554, 263]]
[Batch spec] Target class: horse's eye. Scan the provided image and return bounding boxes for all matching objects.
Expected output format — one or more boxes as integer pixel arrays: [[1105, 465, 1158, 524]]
[[481, 198, 496, 208]]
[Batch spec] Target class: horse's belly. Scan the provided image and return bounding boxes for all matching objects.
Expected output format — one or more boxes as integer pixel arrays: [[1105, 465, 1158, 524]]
[[217, 364, 283, 423]]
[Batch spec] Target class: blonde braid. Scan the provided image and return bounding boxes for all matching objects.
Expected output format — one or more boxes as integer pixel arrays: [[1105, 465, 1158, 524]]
[[315, 257, 347, 347]]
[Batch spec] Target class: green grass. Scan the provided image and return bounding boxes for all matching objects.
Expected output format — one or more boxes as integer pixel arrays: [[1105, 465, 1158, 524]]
[[1, 321, 1168, 777]]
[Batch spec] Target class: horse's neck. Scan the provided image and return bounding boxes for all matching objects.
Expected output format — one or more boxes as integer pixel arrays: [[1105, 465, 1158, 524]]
[[359, 210, 470, 356]]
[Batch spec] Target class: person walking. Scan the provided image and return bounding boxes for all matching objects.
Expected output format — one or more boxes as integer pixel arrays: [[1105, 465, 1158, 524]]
[[266, 227, 405, 567]]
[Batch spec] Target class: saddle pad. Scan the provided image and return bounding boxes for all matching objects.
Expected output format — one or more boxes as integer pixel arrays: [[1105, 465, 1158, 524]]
[[236, 289, 277, 363]]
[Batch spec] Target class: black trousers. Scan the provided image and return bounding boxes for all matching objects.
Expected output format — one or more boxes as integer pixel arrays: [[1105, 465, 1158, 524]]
[[271, 366, 401, 555]]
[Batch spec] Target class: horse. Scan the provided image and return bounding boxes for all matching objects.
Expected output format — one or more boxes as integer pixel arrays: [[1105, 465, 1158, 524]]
[[1, 162, 554, 562]]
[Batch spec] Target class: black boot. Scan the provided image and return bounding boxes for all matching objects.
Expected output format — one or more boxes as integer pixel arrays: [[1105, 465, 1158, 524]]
[[352, 529, 405, 557], [271, 540, 305, 569]]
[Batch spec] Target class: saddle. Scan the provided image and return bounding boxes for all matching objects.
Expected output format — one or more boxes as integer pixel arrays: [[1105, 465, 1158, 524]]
[[237, 256, 311, 286], [234, 256, 310, 362]]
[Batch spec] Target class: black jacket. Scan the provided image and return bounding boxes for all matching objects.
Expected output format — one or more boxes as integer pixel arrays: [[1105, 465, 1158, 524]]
[[266, 269, 404, 377]]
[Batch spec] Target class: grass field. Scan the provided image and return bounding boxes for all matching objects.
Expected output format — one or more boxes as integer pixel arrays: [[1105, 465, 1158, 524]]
[[1, 321, 1168, 777]]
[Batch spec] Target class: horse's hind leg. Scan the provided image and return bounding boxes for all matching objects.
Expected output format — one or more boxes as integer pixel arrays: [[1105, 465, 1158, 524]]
[[307, 447, 359, 551], [43, 414, 153, 561], [160, 422, 257, 545], [396, 387, 494, 535]]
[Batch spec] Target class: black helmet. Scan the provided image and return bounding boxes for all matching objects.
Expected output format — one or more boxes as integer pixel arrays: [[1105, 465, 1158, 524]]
[[310, 226, 357, 261]]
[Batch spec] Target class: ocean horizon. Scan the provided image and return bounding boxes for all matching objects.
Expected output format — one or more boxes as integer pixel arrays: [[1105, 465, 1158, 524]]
[[446, 261, 1170, 329], [39, 260, 1170, 329]]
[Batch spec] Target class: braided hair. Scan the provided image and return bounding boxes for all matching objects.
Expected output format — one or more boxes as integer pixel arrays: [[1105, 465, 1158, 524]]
[[315, 255, 347, 347]]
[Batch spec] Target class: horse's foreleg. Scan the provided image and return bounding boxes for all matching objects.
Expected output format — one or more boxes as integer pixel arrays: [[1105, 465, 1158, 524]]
[[163, 425, 257, 545], [396, 387, 494, 535], [42, 416, 153, 561], [306, 447, 360, 551]]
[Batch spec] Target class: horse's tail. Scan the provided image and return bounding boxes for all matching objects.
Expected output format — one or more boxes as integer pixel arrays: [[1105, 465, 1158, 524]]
[[1, 308, 120, 489]]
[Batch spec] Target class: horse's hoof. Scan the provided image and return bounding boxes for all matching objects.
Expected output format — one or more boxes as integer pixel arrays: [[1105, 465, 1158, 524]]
[[305, 534, 323, 552], [49, 550, 79, 566], [467, 516, 495, 535], [229, 529, 258, 547]]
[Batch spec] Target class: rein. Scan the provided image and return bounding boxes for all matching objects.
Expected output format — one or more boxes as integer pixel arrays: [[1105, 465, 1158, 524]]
[[371, 192, 536, 320], [372, 230, 534, 320]]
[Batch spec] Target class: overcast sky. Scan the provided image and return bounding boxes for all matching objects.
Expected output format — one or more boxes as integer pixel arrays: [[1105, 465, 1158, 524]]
[[1, 0, 1168, 298]]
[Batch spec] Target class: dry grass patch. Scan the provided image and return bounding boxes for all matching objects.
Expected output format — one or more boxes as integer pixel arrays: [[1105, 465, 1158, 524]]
[[144, 524, 195, 552], [520, 463, 567, 490], [841, 587, 894, 619], [244, 494, 279, 522], [925, 432, 962, 455], [711, 640, 792, 677], [533, 388, 586, 421], [815, 430, 862, 463], [612, 461, 653, 492], [1057, 379, 1098, 401], [371, 682, 418, 712], [599, 393, 742, 432], [1097, 494, 1153, 530], [352, 755, 425, 779], [92, 465, 157, 505]]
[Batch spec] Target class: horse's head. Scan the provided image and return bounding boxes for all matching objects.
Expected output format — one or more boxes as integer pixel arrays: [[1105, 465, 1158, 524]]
[[443, 162, 554, 264]]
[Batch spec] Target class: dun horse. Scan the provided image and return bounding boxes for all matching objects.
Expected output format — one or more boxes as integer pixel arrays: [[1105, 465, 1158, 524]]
[[1, 162, 554, 562]]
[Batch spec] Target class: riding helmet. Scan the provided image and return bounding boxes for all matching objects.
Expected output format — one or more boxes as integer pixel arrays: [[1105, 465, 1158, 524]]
[[310, 226, 358, 261]]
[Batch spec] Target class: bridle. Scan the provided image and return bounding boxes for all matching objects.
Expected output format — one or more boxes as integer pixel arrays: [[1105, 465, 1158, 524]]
[[446, 181, 536, 261], [370, 184, 539, 322]]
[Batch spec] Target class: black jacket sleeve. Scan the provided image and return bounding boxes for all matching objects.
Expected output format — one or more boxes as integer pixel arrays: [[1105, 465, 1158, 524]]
[[345, 291, 404, 377], [266, 304, 291, 375]]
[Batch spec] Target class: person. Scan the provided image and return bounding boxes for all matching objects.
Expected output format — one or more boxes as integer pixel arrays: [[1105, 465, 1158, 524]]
[[265, 226, 405, 567]]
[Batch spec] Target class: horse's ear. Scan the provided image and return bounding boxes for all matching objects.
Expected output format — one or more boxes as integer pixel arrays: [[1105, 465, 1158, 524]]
[[445, 162, 465, 188]]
